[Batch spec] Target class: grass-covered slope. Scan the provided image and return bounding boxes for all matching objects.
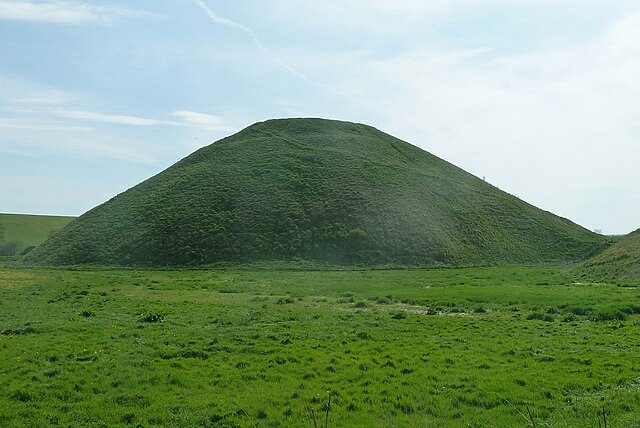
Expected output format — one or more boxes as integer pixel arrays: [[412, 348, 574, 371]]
[[577, 229, 640, 281], [0, 213, 74, 256], [27, 118, 607, 266]]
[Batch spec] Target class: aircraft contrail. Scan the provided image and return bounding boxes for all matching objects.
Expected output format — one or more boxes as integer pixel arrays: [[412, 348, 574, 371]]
[[193, 0, 313, 85]]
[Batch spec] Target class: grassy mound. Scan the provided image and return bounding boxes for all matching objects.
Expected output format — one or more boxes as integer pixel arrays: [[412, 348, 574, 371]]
[[27, 118, 607, 266], [577, 229, 640, 282], [0, 213, 74, 256]]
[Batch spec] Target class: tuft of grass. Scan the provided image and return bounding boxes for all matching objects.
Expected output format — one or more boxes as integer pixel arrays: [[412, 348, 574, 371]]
[[137, 312, 165, 323], [376, 296, 392, 305], [10, 390, 33, 402], [390, 310, 407, 320]]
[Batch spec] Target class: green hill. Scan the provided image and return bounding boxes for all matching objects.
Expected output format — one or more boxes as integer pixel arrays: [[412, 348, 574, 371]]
[[577, 229, 640, 281], [27, 118, 608, 267], [0, 213, 74, 256]]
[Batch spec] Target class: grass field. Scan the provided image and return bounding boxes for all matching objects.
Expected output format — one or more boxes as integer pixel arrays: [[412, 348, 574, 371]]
[[0, 213, 74, 256], [1, 264, 639, 427]]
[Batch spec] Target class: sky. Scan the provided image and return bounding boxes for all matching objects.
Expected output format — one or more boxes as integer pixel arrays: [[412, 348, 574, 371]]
[[1, 0, 639, 235]]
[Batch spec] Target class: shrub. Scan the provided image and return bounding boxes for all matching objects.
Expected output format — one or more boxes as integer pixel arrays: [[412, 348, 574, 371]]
[[590, 309, 627, 322], [0, 242, 17, 256], [1, 325, 36, 336], [20, 246, 36, 256], [527, 312, 554, 322], [619, 305, 640, 315], [568, 306, 592, 316], [473, 305, 487, 314], [353, 301, 367, 309]]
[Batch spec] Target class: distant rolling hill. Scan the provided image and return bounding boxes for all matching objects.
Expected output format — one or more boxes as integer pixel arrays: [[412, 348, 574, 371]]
[[27, 118, 608, 267], [0, 213, 74, 256], [577, 229, 640, 282]]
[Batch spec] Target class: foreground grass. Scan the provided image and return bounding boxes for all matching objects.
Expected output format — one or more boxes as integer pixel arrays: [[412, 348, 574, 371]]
[[1, 266, 639, 427]]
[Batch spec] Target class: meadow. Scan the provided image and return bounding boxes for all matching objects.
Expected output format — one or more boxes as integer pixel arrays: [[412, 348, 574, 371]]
[[0, 213, 74, 256], [1, 263, 639, 427]]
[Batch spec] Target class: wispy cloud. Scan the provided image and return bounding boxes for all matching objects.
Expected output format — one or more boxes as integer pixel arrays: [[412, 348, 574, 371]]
[[0, 117, 92, 131], [54, 110, 179, 126], [170, 111, 228, 130], [0, 0, 144, 25], [53, 109, 230, 130], [13, 91, 72, 106], [2, 122, 156, 163]]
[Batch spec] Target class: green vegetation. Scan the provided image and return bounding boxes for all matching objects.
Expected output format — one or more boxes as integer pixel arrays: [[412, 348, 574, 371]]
[[577, 229, 640, 282], [0, 213, 74, 256], [27, 118, 607, 267], [2, 265, 639, 427]]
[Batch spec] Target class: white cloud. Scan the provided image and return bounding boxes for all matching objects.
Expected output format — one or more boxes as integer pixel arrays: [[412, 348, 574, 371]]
[[13, 90, 72, 106], [170, 111, 227, 130], [1, 124, 155, 163], [302, 11, 640, 234], [54, 110, 180, 126], [0, 117, 92, 131], [272, 0, 640, 34], [273, 0, 452, 33], [0, 0, 143, 25], [53, 109, 231, 131]]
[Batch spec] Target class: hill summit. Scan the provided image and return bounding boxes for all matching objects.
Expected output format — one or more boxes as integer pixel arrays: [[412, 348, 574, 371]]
[[27, 118, 607, 266], [578, 229, 640, 281]]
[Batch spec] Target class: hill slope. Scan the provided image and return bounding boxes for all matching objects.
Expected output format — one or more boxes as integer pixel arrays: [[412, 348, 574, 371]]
[[27, 118, 607, 266], [0, 213, 74, 256], [577, 229, 640, 281]]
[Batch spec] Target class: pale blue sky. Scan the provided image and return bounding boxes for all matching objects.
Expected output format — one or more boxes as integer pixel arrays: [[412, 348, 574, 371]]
[[1, 0, 639, 234]]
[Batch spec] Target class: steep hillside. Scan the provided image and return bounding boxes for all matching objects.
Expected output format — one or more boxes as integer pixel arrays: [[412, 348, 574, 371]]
[[577, 229, 640, 281], [27, 118, 607, 266], [0, 213, 74, 256]]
